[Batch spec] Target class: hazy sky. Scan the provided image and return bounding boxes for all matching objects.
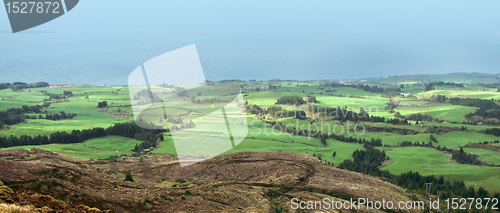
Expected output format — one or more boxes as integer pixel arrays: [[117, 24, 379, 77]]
[[1, 0, 499, 84]]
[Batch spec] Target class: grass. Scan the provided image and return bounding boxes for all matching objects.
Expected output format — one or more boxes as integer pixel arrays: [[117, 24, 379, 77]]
[[0, 109, 128, 137], [396, 103, 476, 123], [0, 86, 130, 137], [153, 132, 364, 165], [423, 88, 500, 100], [2, 81, 500, 193], [381, 146, 500, 192], [434, 132, 500, 148], [420, 122, 492, 131], [153, 122, 364, 164], [2, 136, 142, 160], [464, 148, 500, 165]]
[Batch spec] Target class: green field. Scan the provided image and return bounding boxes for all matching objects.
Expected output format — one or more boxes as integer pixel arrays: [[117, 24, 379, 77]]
[[3, 136, 142, 159], [396, 103, 476, 123], [2, 76, 500, 193], [381, 147, 500, 192], [464, 148, 500, 165]]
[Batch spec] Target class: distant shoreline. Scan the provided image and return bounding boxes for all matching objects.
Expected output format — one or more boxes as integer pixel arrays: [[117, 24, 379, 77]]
[[2, 72, 500, 86]]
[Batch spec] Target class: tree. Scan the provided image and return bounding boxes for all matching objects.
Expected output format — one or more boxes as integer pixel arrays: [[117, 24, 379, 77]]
[[98, 101, 108, 108], [425, 84, 435, 91], [124, 171, 134, 182], [63, 91, 73, 97], [320, 133, 327, 146], [430, 135, 438, 143]]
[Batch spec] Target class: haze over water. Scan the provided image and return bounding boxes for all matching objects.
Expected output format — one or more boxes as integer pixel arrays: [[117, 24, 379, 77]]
[[1, 0, 500, 85]]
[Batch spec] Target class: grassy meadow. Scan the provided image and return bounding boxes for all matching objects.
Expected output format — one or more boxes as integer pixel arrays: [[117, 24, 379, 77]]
[[2, 76, 500, 193], [4, 136, 142, 159]]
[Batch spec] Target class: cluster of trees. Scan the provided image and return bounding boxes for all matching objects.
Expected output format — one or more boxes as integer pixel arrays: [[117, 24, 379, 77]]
[[0, 122, 167, 153], [475, 83, 500, 89], [0, 82, 49, 90], [0, 104, 49, 129], [39, 90, 72, 100], [451, 147, 483, 165], [404, 113, 433, 122], [133, 89, 161, 103], [399, 141, 434, 147], [264, 106, 297, 119], [425, 82, 464, 91], [432, 95, 449, 103], [321, 83, 401, 93], [424, 125, 464, 134], [1, 110, 29, 128], [97, 101, 108, 108], [338, 146, 498, 201], [447, 97, 500, 124], [267, 85, 278, 90], [468, 112, 500, 125], [424, 84, 435, 91], [329, 134, 383, 146], [189, 97, 222, 104], [435, 145, 453, 153], [294, 111, 307, 120], [339, 145, 388, 175], [169, 120, 195, 132], [431, 81, 465, 87], [397, 171, 496, 201], [63, 91, 73, 97], [483, 128, 500, 136], [449, 97, 499, 110], [385, 118, 410, 125], [365, 126, 419, 135], [246, 104, 264, 116], [0, 83, 10, 90], [448, 97, 500, 125], [305, 95, 316, 103], [45, 111, 77, 121], [276, 96, 305, 105]]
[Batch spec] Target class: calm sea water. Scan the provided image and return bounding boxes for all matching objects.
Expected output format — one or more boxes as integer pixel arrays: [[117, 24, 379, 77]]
[[1, 0, 500, 85]]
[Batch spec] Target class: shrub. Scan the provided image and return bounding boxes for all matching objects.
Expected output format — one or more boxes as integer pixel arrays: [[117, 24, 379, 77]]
[[124, 171, 134, 182], [175, 178, 186, 183], [0, 203, 34, 213]]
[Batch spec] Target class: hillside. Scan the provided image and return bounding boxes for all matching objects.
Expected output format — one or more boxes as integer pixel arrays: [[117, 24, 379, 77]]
[[0, 149, 426, 212]]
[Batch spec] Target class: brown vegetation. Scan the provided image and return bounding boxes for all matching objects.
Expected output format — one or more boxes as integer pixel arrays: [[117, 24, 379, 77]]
[[0, 149, 427, 212]]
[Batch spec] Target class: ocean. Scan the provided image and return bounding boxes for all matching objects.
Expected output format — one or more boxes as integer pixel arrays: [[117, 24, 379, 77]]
[[1, 0, 500, 85]]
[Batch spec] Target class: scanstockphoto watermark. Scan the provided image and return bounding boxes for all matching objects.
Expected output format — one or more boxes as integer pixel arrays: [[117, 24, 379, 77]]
[[3, 0, 79, 33], [290, 198, 426, 211], [128, 45, 248, 167], [248, 104, 379, 138], [250, 120, 366, 138]]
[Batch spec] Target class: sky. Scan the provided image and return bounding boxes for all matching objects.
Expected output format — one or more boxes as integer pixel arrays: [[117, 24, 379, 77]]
[[1, 0, 499, 84]]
